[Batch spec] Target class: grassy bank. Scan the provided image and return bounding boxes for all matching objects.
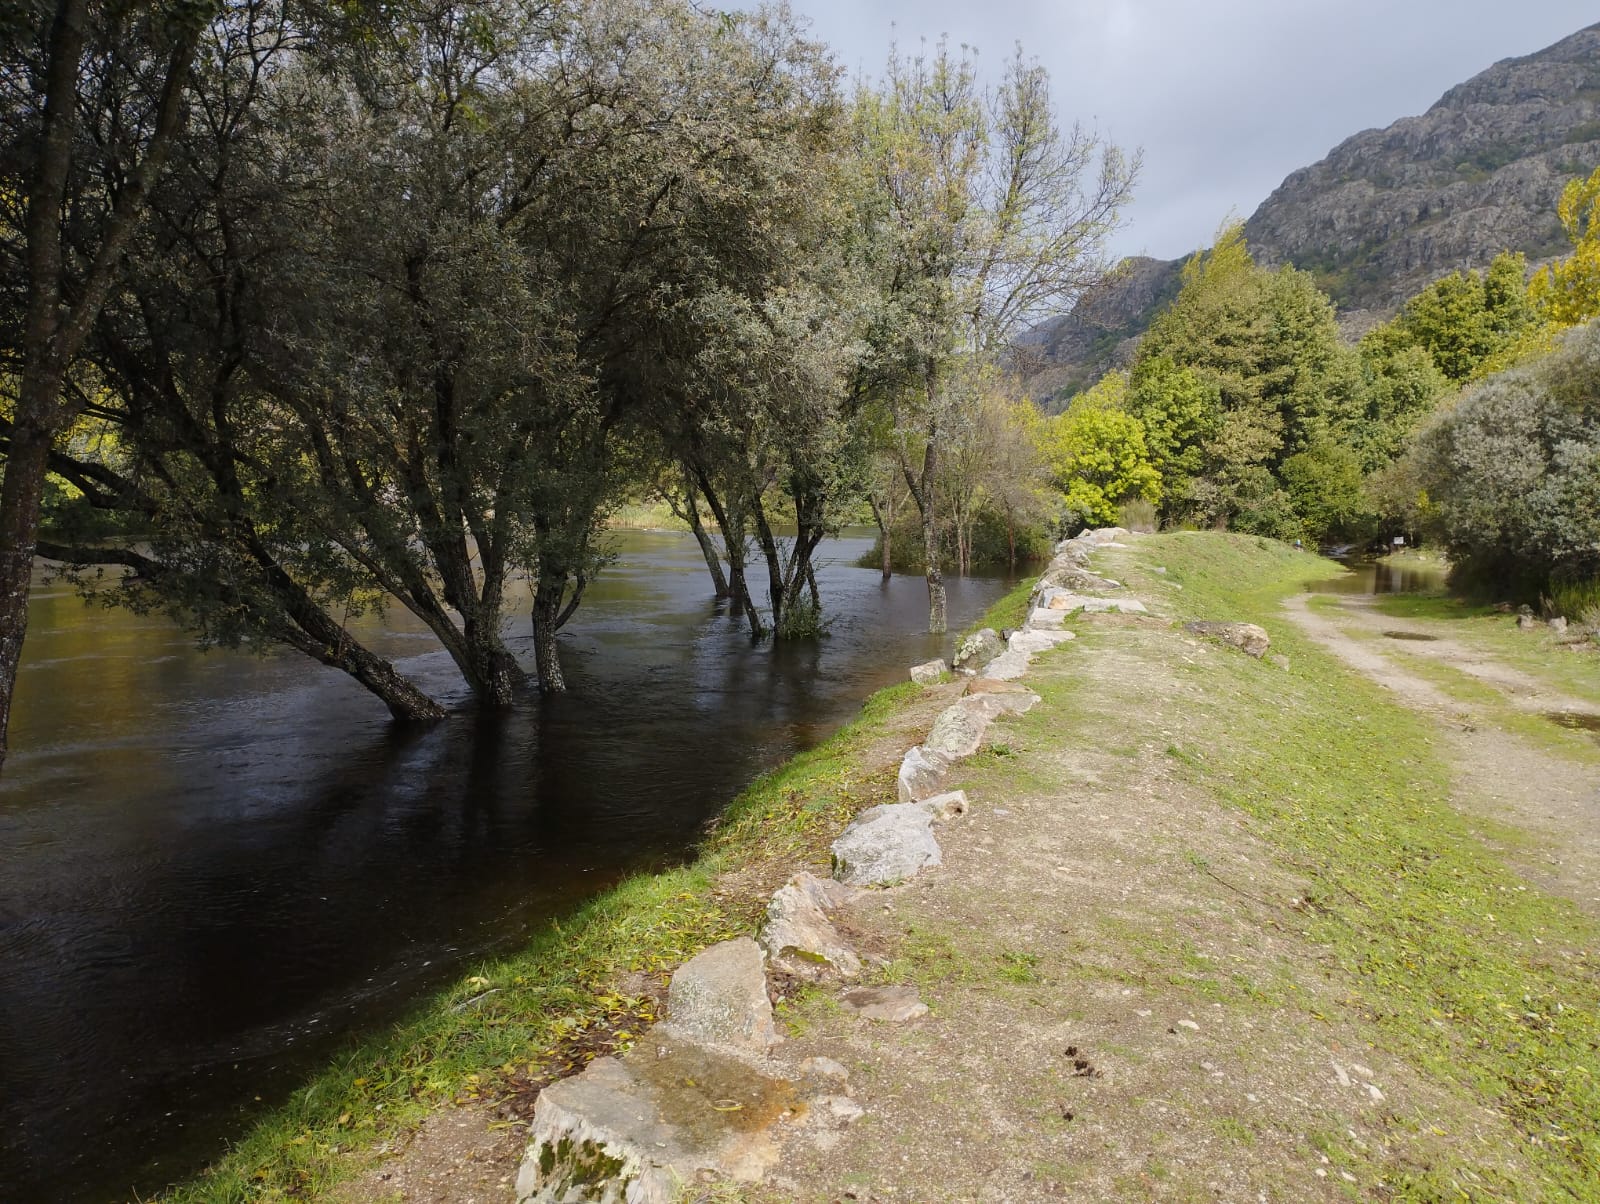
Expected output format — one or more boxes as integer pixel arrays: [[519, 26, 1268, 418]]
[[1106, 534, 1600, 1198], [161, 678, 957, 1202]]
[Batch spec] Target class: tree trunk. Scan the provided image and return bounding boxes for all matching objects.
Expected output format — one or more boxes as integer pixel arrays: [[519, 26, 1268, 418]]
[[0, 413, 55, 771], [532, 580, 566, 694], [283, 620, 445, 723], [463, 615, 519, 707], [868, 493, 892, 581], [923, 502, 947, 634], [1006, 510, 1017, 572], [680, 477, 730, 600], [912, 436, 947, 635]]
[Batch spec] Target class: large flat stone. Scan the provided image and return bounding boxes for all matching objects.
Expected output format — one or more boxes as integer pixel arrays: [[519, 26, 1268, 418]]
[[1009, 629, 1074, 655], [515, 1034, 799, 1203], [908, 658, 946, 685], [831, 804, 942, 887], [961, 691, 1038, 720], [1184, 620, 1270, 658], [840, 984, 928, 1022], [666, 938, 777, 1053], [981, 649, 1033, 680]]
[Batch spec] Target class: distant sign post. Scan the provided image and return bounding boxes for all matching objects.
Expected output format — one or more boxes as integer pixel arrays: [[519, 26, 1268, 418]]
[[1393, 536, 1405, 546]]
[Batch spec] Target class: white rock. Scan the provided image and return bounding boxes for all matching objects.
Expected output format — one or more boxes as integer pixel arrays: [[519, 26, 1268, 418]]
[[916, 790, 969, 820], [981, 650, 1033, 681], [1009, 629, 1074, 654], [908, 658, 947, 685], [665, 938, 777, 1053], [925, 701, 991, 759], [515, 1038, 793, 1204], [896, 745, 949, 802], [760, 873, 862, 979], [831, 804, 943, 887]]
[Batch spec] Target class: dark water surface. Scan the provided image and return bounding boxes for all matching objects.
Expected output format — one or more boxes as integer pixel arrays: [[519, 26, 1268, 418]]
[[1309, 556, 1447, 596], [0, 531, 1011, 1203]]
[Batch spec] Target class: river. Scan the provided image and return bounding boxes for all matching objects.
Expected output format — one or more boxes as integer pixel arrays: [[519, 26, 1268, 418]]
[[0, 531, 1012, 1203]]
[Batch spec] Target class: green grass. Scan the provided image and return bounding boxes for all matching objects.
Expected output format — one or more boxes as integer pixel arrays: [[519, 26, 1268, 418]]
[[1111, 533, 1600, 1199], [960, 575, 1035, 641], [161, 684, 920, 1202]]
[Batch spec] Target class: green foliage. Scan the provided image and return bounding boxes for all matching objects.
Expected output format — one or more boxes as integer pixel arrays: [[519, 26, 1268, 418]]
[[1279, 440, 1372, 542], [1042, 405, 1161, 528], [1364, 252, 1538, 382], [1410, 320, 1600, 597], [1127, 355, 1219, 503], [1126, 222, 1363, 535]]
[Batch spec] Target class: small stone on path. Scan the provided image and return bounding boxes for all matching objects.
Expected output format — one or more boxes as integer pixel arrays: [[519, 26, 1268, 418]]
[[839, 984, 928, 1022]]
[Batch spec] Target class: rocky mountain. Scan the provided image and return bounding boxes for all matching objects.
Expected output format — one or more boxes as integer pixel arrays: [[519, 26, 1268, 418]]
[[1028, 21, 1600, 403]]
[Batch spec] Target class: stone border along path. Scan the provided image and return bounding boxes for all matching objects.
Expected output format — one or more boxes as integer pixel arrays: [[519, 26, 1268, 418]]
[[512, 528, 1148, 1204]]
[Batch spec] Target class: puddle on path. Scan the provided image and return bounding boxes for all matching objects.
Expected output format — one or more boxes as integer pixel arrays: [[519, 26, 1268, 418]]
[[1546, 710, 1600, 736], [1383, 631, 1439, 642]]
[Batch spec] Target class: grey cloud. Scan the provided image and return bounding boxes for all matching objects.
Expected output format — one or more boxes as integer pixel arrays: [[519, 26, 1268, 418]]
[[772, 0, 1598, 260]]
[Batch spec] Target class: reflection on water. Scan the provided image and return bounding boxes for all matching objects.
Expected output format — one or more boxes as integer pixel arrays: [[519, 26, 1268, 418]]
[[0, 531, 1011, 1203], [1309, 557, 1447, 596]]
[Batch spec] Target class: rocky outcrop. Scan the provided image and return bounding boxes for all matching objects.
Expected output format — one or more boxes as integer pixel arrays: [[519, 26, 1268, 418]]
[[1184, 621, 1272, 659], [1245, 23, 1600, 312]]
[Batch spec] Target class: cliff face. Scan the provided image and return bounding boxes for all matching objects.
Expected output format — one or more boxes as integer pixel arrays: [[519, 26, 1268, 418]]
[[1245, 22, 1600, 312], [1026, 22, 1600, 401]]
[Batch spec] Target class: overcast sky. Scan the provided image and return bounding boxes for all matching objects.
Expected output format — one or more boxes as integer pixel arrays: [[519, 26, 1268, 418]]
[[780, 1, 1599, 262]]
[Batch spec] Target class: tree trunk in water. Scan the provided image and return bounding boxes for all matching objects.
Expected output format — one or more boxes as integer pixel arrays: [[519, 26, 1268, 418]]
[[868, 493, 892, 581], [463, 616, 519, 707], [923, 505, 947, 634], [532, 582, 566, 693], [681, 479, 729, 600], [284, 622, 445, 722], [0, 415, 54, 771]]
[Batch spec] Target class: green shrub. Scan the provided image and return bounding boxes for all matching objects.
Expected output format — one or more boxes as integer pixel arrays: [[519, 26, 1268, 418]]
[[1411, 321, 1600, 600]]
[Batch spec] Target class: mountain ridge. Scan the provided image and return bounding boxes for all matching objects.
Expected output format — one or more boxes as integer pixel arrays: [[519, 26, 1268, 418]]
[[1028, 21, 1600, 404]]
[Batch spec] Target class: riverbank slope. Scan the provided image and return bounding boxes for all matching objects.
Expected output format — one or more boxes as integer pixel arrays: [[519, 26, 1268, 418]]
[[168, 533, 1600, 1202]]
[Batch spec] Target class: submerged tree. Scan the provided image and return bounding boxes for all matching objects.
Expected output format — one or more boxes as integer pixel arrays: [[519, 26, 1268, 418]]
[[0, 0, 213, 769]]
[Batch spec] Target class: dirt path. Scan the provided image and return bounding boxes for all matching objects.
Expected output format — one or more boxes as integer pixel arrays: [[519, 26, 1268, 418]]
[[1282, 593, 1600, 915], [735, 611, 1542, 1202]]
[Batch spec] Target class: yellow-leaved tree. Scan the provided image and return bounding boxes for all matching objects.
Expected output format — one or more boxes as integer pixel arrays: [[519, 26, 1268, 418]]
[[1529, 165, 1600, 328]]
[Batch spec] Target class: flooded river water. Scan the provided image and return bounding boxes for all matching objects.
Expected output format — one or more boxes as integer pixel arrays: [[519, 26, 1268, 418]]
[[0, 531, 1011, 1202]]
